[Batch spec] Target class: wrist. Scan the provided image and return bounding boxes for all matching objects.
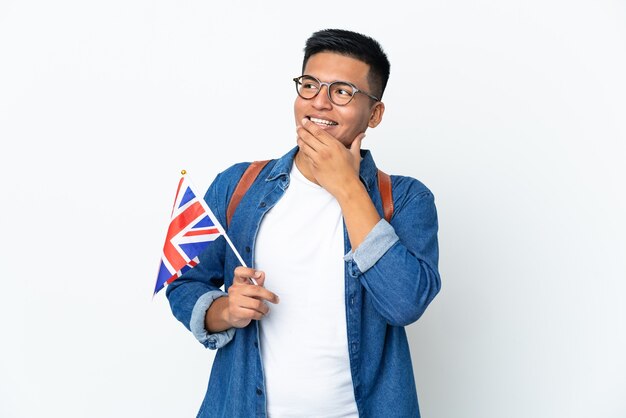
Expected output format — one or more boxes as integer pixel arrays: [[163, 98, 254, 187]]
[[218, 296, 232, 327], [334, 175, 367, 205], [205, 296, 231, 332]]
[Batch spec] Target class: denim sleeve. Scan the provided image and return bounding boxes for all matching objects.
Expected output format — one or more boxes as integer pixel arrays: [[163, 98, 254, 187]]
[[190, 291, 236, 349], [344, 181, 441, 327], [343, 219, 399, 273]]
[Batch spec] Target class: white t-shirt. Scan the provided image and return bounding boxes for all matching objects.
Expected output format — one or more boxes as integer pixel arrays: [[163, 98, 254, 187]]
[[254, 162, 358, 418]]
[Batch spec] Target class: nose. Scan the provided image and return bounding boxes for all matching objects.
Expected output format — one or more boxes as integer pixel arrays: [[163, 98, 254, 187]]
[[311, 84, 333, 110]]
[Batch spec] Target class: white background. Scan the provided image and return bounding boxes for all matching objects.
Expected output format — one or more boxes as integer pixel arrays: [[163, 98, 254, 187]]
[[1, 1, 625, 417]]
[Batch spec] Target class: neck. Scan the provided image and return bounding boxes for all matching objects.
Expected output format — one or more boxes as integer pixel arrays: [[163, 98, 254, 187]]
[[294, 150, 320, 185]]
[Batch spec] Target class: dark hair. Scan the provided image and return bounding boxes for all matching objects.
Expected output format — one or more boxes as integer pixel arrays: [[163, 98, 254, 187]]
[[302, 29, 391, 100]]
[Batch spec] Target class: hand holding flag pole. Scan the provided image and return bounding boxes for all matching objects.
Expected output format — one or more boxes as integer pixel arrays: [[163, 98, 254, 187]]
[[153, 170, 257, 296]]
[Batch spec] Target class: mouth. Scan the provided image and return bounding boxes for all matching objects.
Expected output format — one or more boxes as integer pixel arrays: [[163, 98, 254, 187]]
[[307, 116, 338, 127]]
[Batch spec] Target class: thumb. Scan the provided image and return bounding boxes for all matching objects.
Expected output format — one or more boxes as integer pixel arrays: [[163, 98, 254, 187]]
[[254, 271, 266, 287], [233, 267, 261, 284], [350, 133, 365, 164], [350, 133, 365, 156]]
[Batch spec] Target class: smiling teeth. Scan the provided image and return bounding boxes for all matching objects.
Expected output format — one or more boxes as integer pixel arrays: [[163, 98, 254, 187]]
[[309, 117, 337, 126]]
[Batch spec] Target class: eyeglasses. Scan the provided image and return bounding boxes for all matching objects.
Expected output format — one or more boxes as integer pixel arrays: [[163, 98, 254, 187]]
[[293, 75, 379, 106]]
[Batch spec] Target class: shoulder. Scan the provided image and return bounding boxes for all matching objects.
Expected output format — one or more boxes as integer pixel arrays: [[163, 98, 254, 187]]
[[390, 174, 433, 197], [206, 159, 278, 208], [214, 161, 253, 186], [365, 150, 433, 199], [204, 163, 247, 202], [211, 146, 297, 191], [388, 174, 436, 216]]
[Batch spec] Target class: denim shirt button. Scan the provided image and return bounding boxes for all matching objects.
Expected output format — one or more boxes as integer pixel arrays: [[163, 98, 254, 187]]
[[256, 387, 263, 395], [245, 246, 251, 253], [348, 262, 359, 278], [259, 202, 266, 208]]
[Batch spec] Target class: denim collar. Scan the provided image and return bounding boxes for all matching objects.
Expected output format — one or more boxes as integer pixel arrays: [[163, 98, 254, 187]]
[[265, 146, 379, 192]]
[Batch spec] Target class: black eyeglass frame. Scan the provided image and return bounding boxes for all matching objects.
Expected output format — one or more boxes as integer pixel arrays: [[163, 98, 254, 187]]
[[293, 75, 380, 106]]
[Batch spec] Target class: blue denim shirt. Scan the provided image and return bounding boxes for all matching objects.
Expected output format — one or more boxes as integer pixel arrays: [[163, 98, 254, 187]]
[[166, 146, 441, 418]]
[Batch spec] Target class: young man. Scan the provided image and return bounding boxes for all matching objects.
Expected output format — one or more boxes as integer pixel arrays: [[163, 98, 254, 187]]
[[167, 29, 441, 417]]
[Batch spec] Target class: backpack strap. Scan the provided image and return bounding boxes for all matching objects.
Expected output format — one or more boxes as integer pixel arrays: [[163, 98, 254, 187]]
[[377, 169, 394, 222], [226, 161, 394, 227], [226, 160, 270, 227]]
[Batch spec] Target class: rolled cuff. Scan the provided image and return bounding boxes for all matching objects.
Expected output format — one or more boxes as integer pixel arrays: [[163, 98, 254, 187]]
[[344, 219, 399, 273], [190, 290, 235, 350]]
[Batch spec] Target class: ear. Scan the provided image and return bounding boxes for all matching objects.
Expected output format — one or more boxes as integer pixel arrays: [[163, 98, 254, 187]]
[[368, 102, 385, 128]]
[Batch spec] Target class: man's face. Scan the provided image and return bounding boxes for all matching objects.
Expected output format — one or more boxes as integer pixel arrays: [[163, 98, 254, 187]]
[[294, 52, 384, 148]]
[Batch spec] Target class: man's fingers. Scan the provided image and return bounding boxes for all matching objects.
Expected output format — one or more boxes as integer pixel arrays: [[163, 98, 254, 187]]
[[240, 285, 280, 304], [233, 267, 263, 284], [227, 281, 279, 326], [228, 305, 267, 327], [301, 117, 330, 142], [351, 133, 365, 153], [299, 118, 336, 147], [233, 308, 266, 322], [229, 270, 280, 304], [297, 126, 323, 152], [254, 273, 266, 287], [301, 117, 321, 136], [233, 266, 258, 278], [297, 135, 316, 157], [350, 133, 365, 163], [236, 298, 270, 315]]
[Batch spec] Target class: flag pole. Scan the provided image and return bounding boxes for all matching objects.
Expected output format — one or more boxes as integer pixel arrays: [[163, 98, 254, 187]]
[[182, 170, 258, 285]]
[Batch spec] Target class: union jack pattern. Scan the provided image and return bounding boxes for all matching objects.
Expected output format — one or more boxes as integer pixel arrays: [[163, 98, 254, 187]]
[[154, 175, 223, 295]]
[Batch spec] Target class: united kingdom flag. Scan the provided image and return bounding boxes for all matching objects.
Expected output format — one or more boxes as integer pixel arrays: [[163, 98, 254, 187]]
[[154, 173, 223, 295]]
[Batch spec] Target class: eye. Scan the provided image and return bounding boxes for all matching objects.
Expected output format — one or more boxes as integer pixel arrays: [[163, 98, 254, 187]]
[[299, 76, 320, 91], [302, 82, 319, 91], [331, 83, 354, 98]]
